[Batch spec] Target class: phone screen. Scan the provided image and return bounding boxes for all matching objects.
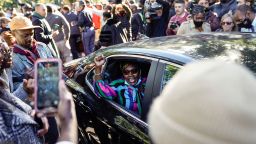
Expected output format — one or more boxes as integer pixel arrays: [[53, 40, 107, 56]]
[[36, 61, 60, 110]]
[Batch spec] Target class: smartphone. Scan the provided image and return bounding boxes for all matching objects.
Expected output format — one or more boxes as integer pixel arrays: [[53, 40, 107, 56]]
[[52, 24, 60, 31], [34, 59, 62, 112], [170, 23, 178, 29]]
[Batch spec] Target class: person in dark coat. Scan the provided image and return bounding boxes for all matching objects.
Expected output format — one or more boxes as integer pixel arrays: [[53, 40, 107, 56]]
[[97, 11, 112, 48], [63, 5, 81, 59], [99, 4, 132, 47], [145, 0, 170, 38], [77, 1, 95, 56], [131, 4, 146, 40], [32, 3, 60, 58], [46, 5, 71, 63], [112, 3, 132, 44]]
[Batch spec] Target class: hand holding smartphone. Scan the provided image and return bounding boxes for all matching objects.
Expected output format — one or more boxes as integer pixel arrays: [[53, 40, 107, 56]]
[[34, 59, 62, 114]]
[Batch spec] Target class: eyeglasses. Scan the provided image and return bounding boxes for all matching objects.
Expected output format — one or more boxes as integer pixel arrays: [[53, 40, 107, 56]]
[[221, 22, 233, 25], [123, 68, 138, 75]]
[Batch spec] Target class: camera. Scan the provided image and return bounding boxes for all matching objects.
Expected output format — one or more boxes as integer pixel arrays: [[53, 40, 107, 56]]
[[169, 21, 180, 29], [145, 2, 163, 21], [145, 11, 157, 20]]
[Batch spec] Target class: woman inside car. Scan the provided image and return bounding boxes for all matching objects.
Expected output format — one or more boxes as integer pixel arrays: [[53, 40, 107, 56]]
[[93, 55, 146, 115]]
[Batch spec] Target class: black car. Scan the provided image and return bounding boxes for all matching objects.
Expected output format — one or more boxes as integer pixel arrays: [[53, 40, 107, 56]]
[[63, 33, 256, 144]]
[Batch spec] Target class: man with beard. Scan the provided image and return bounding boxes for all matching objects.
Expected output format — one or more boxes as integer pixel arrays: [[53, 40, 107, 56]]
[[177, 4, 211, 35], [9, 16, 59, 144], [234, 4, 256, 32], [0, 39, 78, 143], [10, 16, 53, 96], [197, 0, 220, 31]]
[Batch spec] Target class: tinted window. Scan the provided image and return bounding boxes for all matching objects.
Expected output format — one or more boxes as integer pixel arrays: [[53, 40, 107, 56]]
[[161, 64, 179, 90]]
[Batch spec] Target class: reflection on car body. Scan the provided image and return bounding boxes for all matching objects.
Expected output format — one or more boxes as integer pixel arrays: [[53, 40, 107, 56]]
[[63, 32, 256, 144]]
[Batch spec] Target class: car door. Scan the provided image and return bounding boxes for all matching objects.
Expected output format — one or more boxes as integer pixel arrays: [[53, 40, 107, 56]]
[[152, 59, 182, 99], [85, 54, 159, 144]]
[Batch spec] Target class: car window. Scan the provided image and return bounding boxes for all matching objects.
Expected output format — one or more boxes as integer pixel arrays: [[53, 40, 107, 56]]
[[86, 56, 156, 119], [161, 64, 179, 90]]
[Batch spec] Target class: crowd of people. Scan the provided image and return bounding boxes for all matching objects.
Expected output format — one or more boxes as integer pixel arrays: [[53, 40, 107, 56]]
[[0, 0, 255, 63], [0, 36, 77, 143]]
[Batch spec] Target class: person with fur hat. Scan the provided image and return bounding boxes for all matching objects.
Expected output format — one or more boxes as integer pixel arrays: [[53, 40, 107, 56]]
[[177, 4, 211, 35], [148, 60, 256, 144]]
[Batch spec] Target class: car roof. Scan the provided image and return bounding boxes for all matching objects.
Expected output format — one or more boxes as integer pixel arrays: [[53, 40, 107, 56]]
[[102, 32, 256, 65]]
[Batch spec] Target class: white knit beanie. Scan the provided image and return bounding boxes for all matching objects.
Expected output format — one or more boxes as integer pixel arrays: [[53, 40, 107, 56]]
[[148, 60, 256, 144]]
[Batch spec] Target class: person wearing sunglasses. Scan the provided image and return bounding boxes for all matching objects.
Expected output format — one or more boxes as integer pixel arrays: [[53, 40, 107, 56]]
[[93, 55, 146, 115], [216, 12, 236, 32]]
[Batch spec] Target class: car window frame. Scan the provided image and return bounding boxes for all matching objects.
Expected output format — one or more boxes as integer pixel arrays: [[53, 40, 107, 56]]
[[85, 54, 159, 125], [152, 60, 183, 99]]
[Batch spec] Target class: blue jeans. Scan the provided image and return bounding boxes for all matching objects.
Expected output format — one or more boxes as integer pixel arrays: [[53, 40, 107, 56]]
[[82, 27, 95, 55]]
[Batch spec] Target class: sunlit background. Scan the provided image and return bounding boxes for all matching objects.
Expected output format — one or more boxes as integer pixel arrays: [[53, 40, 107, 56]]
[[0, 0, 106, 10]]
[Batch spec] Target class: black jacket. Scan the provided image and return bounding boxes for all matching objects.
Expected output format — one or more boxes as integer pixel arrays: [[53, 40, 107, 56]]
[[77, 9, 93, 29], [146, 0, 170, 38], [99, 4, 132, 47], [32, 12, 59, 58], [131, 11, 146, 40], [99, 18, 115, 47]]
